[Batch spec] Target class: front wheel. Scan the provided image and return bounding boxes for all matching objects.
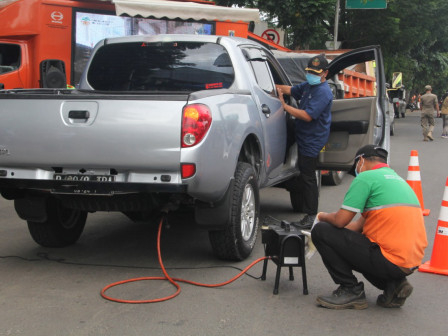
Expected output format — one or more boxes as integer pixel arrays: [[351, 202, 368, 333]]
[[27, 197, 87, 247], [322, 170, 345, 186], [209, 162, 259, 261]]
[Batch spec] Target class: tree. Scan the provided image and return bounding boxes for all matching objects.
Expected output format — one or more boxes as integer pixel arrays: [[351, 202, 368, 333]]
[[338, 0, 448, 96], [215, 0, 336, 49], [216, 0, 448, 96]]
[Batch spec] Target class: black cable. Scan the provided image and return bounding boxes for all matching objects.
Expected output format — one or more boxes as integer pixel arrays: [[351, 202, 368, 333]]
[[0, 255, 42, 262], [0, 253, 263, 280], [1, 215, 269, 280]]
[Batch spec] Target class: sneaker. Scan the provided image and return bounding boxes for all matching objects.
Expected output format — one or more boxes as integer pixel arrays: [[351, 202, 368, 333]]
[[316, 282, 368, 310], [291, 214, 315, 230], [442, 135, 448, 139], [376, 278, 413, 308]]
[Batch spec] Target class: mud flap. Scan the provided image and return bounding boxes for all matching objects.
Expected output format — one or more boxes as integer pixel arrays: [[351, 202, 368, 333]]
[[194, 179, 234, 230]]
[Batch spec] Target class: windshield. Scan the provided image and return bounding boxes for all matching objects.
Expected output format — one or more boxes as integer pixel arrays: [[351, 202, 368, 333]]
[[87, 41, 234, 92], [0, 43, 20, 74]]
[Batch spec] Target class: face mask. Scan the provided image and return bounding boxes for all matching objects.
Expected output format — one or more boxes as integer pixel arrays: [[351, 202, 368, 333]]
[[306, 73, 322, 86], [355, 158, 364, 176]]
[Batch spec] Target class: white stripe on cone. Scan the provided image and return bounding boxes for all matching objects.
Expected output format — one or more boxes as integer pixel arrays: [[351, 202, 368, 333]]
[[439, 186, 448, 222], [408, 156, 419, 166], [440, 207, 448, 222], [407, 170, 421, 181]]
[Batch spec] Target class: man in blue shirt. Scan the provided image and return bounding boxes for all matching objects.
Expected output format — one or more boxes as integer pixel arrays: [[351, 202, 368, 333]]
[[276, 54, 333, 228]]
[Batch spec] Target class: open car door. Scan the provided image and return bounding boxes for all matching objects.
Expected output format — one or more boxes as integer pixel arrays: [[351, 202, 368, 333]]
[[317, 45, 390, 171]]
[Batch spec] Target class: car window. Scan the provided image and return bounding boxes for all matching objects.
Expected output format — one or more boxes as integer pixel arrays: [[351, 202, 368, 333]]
[[265, 55, 290, 86], [87, 41, 235, 92], [0, 43, 20, 74], [243, 47, 275, 95], [339, 62, 376, 98]]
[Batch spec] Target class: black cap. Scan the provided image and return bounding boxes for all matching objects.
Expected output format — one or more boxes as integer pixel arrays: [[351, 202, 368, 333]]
[[305, 54, 329, 74], [348, 145, 388, 176]]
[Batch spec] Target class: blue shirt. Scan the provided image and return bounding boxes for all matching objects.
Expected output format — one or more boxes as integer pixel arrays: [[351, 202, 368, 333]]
[[290, 81, 333, 157]]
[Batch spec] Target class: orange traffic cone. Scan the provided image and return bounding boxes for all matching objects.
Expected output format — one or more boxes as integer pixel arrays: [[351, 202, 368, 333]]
[[406, 150, 430, 216], [419, 177, 448, 275]]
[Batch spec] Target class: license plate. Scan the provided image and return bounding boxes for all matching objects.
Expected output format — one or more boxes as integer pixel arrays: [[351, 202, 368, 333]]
[[53, 174, 115, 182]]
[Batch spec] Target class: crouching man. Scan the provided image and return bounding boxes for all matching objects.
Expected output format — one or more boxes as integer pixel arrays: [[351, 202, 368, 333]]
[[311, 145, 427, 309]]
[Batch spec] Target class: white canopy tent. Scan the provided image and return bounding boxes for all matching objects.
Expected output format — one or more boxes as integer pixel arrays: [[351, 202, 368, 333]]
[[112, 0, 260, 22], [0, 0, 20, 9]]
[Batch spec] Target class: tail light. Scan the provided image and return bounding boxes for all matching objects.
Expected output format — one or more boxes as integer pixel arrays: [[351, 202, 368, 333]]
[[181, 163, 196, 179], [181, 104, 212, 148]]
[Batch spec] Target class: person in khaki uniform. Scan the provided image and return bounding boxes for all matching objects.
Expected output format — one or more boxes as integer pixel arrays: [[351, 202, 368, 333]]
[[441, 90, 448, 138], [420, 85, 440, 141]]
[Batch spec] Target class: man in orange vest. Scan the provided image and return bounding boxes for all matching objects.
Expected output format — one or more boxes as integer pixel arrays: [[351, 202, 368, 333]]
[[311, 145, 427, 309]]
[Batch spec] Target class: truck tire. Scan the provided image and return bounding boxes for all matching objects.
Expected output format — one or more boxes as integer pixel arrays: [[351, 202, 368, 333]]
[[322, 170, 345, 186], [208, 162, 259, 261], [27, 197, 87, 247]]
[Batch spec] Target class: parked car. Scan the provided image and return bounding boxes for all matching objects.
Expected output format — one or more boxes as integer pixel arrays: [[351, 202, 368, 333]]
[[0, 35, 390, 260], [386, 87, 395, 136]]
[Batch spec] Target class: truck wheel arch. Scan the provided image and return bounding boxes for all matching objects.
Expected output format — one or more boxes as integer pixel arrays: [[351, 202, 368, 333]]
[[237, 134, 262, 179], [194, 134, 262, 231]]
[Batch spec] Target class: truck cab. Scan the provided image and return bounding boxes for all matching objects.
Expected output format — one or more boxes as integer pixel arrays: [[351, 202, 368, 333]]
[[0, 42, 24, 89]]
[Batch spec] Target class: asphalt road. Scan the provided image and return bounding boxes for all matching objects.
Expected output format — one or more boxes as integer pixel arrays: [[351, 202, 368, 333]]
[[1, 112, 447, 336]]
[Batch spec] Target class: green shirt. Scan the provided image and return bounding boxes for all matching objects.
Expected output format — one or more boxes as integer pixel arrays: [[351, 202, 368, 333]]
[[342, 166, 420, 213], [341, 166, 427, 268]]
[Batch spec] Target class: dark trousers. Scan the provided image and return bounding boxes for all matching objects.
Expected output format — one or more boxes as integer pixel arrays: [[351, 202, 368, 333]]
[[311, 222, 407, 290], [297, 153, 318, 215]]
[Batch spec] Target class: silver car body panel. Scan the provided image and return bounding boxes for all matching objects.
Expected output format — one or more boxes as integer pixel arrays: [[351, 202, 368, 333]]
[[0, 35, 388, 205]]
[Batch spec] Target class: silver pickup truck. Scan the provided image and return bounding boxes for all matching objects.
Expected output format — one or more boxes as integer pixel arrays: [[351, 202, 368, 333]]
[[0, 35, 390, 260]]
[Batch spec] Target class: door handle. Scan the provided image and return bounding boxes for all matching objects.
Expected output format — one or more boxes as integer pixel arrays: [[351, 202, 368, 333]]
[[68, 110, 90, 119], [261, 104, 271, 117]]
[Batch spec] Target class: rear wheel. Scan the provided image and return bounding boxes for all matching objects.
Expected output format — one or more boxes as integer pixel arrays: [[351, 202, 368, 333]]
[[27, 197, 87, 247], [209, 162, 259, 261]]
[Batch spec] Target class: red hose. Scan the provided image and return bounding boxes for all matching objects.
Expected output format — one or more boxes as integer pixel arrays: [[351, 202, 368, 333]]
[[101, 216, 269, 303]]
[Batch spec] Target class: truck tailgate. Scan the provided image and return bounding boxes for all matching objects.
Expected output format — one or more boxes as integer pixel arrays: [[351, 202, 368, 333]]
[[0, 97, 186, 172]]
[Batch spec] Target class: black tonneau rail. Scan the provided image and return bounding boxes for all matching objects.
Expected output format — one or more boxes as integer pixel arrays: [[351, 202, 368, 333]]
[[0, 88, 191, 101]]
